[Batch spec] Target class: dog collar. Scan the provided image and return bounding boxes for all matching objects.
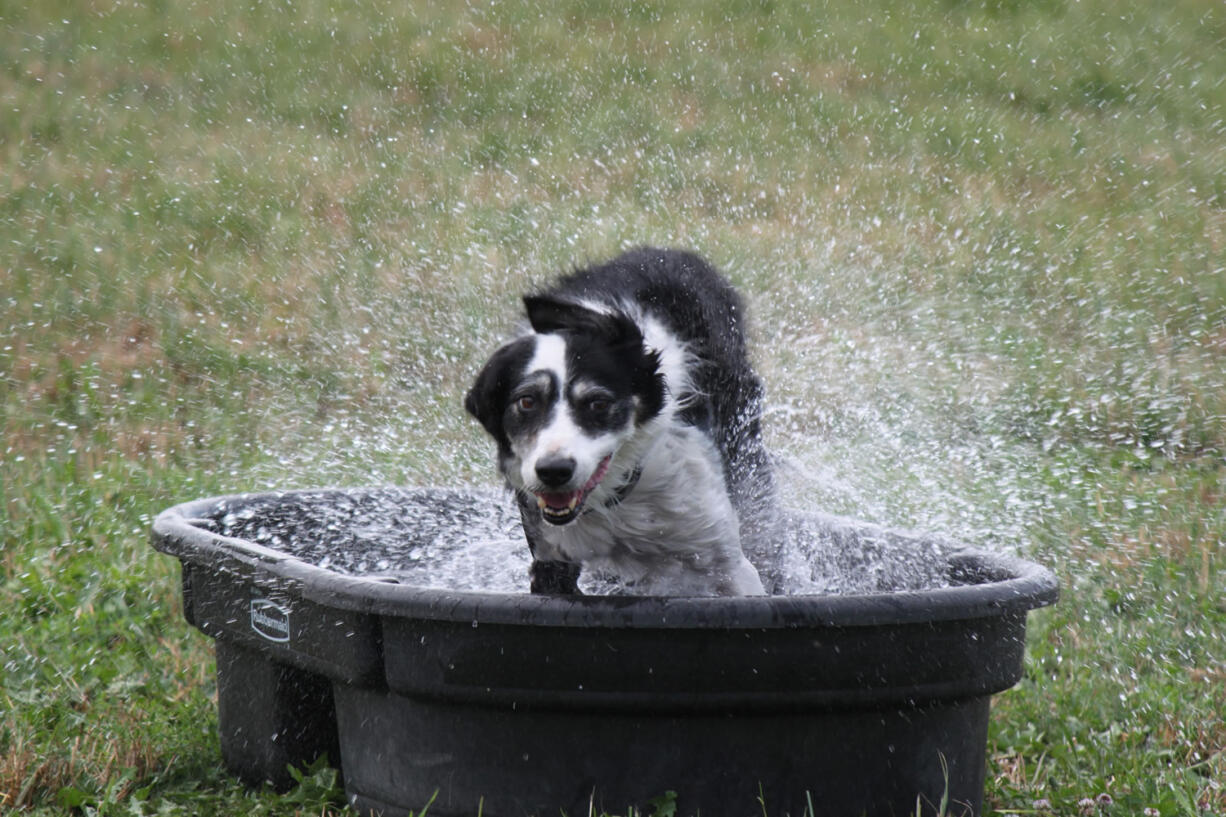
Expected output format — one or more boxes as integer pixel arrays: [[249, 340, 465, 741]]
[[602, 463, 644, 509]]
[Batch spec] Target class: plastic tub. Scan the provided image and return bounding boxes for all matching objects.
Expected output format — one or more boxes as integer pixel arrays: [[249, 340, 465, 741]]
[[152, 487, 1057, 817]]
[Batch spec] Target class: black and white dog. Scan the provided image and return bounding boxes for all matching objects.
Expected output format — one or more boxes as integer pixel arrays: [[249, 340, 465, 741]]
[[465, 248, 779, 596]]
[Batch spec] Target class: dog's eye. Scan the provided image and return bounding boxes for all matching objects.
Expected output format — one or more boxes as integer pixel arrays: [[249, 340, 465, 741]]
[[586, 398, 611, 414], [515, 395, 537, 412]]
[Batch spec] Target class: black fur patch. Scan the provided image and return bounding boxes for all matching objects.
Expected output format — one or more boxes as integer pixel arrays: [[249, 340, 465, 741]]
[[523, 296, 666, 431], [463, 336, 535, 459]]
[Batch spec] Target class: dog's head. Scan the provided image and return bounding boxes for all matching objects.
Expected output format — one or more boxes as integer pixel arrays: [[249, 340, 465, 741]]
[[465, 296, 665, 525]]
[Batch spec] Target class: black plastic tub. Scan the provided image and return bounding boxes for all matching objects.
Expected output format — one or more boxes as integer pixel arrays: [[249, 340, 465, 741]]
[[151, 487, 1057, 817]]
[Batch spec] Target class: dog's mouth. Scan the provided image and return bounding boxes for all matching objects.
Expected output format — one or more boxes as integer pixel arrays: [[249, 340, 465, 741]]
[[534, 455, 612, 525]]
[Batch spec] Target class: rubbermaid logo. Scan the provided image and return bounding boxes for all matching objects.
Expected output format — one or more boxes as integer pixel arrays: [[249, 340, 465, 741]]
[[250, 599, 291, 643]]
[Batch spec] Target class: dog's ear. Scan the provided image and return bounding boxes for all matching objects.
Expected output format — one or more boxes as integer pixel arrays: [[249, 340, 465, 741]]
[[523, 295, 643, 348], [523, 295, 601, 335], [465, 337, 532, 439]]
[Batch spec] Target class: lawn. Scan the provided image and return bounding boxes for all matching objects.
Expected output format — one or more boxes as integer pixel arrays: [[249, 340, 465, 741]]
[[1, 0, 1223, 814]]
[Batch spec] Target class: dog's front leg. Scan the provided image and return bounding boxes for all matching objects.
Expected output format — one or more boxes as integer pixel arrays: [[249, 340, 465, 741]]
[[529, 558, 582, 595], [517, 492, 583, 595]]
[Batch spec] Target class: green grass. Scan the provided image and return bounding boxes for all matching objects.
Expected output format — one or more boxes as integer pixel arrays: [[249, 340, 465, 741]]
[[2, 0, 1223, 814]]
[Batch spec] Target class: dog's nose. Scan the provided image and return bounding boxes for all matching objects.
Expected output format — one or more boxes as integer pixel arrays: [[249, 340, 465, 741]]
[[535, 456, 576, 488]]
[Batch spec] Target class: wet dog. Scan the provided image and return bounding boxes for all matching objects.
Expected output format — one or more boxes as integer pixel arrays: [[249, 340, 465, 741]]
[[465, 247, 778, 596]]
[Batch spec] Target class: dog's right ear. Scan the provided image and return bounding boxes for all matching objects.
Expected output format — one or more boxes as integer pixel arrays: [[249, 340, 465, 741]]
[[523, 295, 603, 336], [465, 337, 533, 440], [524, 295, 643, 349]]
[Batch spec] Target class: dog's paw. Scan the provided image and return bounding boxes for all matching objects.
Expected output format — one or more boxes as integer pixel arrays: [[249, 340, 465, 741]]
[[529, 559, 583, 595]]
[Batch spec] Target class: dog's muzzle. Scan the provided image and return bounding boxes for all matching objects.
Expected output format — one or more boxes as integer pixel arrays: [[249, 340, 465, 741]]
[[533, 455, 611, 525]]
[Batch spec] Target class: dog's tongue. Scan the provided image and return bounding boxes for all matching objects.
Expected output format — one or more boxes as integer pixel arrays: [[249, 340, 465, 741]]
[[539, 490, 581, 510]]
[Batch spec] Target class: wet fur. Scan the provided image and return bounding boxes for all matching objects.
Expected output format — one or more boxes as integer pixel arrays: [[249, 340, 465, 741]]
[[465, 247, 780, 596]]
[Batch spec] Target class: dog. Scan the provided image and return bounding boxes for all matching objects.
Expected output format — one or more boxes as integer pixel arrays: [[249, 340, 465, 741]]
[[465, 247, 780, 596]]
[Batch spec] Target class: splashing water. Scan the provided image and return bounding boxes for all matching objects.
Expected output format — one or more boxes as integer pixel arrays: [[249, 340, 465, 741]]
[[209, 486, 952, 595], [216, 488, 532, 593], [227, 251, 1057, 596]]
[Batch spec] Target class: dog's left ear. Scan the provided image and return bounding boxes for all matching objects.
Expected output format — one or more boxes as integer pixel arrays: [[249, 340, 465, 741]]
[[523, 295, 642, 348], [464, 337, 531, 439]]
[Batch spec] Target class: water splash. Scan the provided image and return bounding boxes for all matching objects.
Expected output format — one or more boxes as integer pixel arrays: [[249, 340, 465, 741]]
[[210, 486, 951, 595], [223, 249, 1064, 595]]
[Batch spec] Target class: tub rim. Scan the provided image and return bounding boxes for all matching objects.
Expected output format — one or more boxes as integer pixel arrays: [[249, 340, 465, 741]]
[[152, 487, 1059, 630]]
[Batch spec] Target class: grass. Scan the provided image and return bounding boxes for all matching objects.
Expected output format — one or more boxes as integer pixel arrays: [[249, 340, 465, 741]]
[[2, 0, 1223, 814]]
